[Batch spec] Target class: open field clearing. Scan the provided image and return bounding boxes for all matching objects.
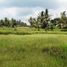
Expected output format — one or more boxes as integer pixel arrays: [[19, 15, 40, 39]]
[[0, 27, 67, 35], [0, 34, 67, 67], [0, 0, 67, 67]]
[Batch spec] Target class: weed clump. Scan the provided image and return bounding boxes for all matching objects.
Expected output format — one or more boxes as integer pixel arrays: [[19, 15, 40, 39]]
[[42, 47, 65, 59]]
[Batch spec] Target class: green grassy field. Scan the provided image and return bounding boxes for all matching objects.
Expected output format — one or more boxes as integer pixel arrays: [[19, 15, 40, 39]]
[[0, 27, 67, 35], [0, 34, 67, 67]]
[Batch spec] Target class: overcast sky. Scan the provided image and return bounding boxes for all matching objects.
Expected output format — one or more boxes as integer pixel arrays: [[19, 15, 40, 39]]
[[0, 0, 67, 24]]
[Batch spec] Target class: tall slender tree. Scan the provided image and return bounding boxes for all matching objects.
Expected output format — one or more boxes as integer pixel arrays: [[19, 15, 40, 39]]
[[60, 11, 67, 29]]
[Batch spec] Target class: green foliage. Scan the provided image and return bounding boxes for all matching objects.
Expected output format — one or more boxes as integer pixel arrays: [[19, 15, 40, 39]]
[[0, 27, 67, 35], [0, 18, 27, 27], [28, 9, 67, 31], [28, 9, 51, 31], [60, 11, 67, 29], [0, 9, 67, 31]]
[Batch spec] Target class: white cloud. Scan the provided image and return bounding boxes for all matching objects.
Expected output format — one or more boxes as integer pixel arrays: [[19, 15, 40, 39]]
[[0, 7, 17, 19], [0, 6, 67, 24], [58, 0, 67, 3], [0, 0, 7, 3], [0, 7, 43, 23], [56, 0, 67, 8]]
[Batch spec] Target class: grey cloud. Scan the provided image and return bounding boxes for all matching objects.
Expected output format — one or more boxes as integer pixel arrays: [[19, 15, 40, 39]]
[[0, 0, 59, 9]]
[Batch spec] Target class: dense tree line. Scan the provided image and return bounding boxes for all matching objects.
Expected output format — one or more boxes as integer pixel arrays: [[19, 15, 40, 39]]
[[28, 9, 67, 31], [0, 18, 27, 28], [0, 9, 67, 31]]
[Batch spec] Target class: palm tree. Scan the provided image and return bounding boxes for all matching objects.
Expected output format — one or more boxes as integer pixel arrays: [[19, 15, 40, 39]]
[[11, 18, 17, 28], [60, 11, 67, 29], [4, 17, 10, 27]]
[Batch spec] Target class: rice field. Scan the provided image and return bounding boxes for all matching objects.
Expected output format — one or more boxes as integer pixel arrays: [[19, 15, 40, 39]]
[[0, 34, 67, 67]]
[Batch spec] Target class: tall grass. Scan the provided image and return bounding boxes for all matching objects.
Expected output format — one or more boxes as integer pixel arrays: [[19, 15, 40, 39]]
[[0, 27, 67, 35], [0, 34, 67, 67]]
